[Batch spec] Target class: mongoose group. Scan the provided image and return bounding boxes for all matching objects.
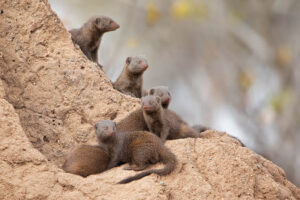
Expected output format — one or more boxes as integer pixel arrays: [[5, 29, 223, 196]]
[[63, 15, 244, 183]]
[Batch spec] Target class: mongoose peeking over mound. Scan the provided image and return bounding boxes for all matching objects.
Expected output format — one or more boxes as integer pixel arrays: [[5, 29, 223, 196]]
[[114, 56, 148, 98], [62, 145, 110, 177], [95, 120, 177, 184], [69, 16, 119, 68], [142, 95, 201, 142], [147, 86, 171, 109]]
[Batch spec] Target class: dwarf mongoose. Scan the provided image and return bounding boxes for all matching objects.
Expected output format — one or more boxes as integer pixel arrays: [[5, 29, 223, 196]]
[[62, 145, 110, 177], [114, 56, 148, 98], [116, 86, 171, 132], [95, 120, 177, 184], [147, 86, 171, 109], [69, 16, 119, 68], [142, 95, 201, 142]]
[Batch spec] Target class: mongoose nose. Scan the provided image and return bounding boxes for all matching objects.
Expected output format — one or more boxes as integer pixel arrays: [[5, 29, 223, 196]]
[[143, 64, 148, 70], [112, 22, 120, 30], [110, 132, 115, 135], [143, 106, 149, 110]]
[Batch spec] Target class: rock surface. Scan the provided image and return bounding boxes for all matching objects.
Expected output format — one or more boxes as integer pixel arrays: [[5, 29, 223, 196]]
[[0, 0, 299, 199]]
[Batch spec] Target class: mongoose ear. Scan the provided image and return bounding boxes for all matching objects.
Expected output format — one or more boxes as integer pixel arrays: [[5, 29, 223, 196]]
[[95, 17, 100, 24], [126, 57, 132, 64], [149, 89, 155, 95], [156, 96, 161, 103]]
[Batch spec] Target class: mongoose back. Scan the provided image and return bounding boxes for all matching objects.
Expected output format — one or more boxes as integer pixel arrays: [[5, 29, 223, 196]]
[[142, 95, 201, 142], [95, 120, 177, 184], [62, 145, 110, 177], [116, 107, 148, 132], [146, 86, 171, 109], [69, 16, 119, 68], [114, 56, 148, 98]]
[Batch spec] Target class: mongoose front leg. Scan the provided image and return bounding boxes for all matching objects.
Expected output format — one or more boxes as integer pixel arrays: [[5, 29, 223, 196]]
[[160, 127, 170, 143], [82, 47, 93, 61], [107, 156, 120, 169]]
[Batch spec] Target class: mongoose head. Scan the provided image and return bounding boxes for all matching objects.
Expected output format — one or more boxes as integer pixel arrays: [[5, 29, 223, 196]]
[[94, 16, 120, 32], [95, 120, 117, 142], [126, 56, 149, 75], [148, 86, 171, 109], [141, 95, 161, 114]]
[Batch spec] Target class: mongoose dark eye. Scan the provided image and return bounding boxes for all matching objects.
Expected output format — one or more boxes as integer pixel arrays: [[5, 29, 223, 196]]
[[149, 89, 154, 95]]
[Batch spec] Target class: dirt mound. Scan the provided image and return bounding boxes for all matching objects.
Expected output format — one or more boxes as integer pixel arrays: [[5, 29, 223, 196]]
[[1, 98, 299, 199], [0, 0, 299, 199]]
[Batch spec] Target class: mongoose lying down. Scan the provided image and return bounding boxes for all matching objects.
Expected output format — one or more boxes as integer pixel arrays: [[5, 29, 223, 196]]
[[142, 95, 201, 142], [69, 16, 119, 68], [62, 144, 110, 177], [95, 120, 177, 184]]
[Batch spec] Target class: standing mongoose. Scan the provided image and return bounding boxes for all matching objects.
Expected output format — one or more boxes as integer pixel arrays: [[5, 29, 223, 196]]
[[142, 95, 201, 142], [69, 16, 120, 68], [116, 86, 171, 132], [113, 56, 148, 98], [62, 144, 110, 177], [95, 120, 177, 184]]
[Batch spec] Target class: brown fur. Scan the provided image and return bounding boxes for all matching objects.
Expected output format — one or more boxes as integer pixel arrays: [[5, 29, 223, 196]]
[[116, 86, 171, 133], [192, 124, 209, 133], [95, 120, 177, 184], [142, 95, 200, 142], [147, 86, 171, 109], [116, 107, 148, 132], [62, 145, 110, 177], [114, 56, 148, 98], [69, 16, 119, 68]]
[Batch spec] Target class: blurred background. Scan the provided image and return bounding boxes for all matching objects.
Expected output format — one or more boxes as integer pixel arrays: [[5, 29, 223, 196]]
[[48, 0, 300, 186]]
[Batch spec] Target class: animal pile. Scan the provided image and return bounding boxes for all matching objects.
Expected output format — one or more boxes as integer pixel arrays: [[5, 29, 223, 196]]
[[63, 15, 238, 184]]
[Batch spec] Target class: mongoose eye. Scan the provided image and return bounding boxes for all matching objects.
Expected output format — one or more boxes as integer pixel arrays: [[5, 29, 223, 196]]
[[149, 89, 154, 95]]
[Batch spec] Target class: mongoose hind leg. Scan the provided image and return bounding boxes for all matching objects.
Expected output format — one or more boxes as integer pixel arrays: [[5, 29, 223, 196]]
[[179, 124, 200, 139], [124, 164, 149, 171]]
